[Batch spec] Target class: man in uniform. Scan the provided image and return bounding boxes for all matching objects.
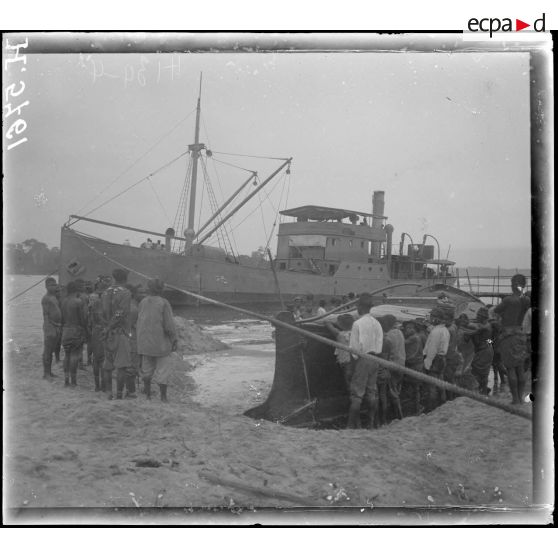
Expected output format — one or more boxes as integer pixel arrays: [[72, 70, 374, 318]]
[[61, 281, 88, 386], [41, 277, 62, 379], [102, 268, 133, 399], [137, 278, 178, 402]]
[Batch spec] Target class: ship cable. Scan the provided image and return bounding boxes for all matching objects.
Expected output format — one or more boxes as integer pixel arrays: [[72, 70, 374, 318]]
[[210, 157, 258, 175], [74, 235, 532, 422], [71, 107, 197, 224], [74, 149, 191, 225], [147, 176, 171, 223], [262, 174, 289, 254], [226, 172, 287, 235], [211, 150, 290, 161], [6, 269, 59, 304]]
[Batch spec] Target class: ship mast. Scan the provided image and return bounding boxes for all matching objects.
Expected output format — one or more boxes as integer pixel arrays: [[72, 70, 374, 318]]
[[186, 73, 204, 245]]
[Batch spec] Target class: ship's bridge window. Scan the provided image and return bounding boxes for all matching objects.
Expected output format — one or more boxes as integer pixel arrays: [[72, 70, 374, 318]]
[[288, 235, 326, 247]]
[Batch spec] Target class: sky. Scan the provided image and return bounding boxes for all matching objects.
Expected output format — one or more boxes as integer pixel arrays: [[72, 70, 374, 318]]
[[4, 40, 532, 268]]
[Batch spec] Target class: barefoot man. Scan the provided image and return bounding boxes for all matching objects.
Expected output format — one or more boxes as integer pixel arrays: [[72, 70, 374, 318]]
[[41, 277, 62, 379], [61, 281, 88, 387]]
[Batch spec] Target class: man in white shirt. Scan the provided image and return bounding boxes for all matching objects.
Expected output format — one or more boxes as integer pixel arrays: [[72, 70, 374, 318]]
[[347, 293, 383, 429], [316, 299, 327, 317], [423, 306, 450, 410]]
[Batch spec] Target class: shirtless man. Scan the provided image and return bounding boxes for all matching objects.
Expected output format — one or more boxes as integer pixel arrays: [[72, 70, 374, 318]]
[[494, 274, 531, 404], [61, 281, 88, 386], [41, 277, 62, 379]]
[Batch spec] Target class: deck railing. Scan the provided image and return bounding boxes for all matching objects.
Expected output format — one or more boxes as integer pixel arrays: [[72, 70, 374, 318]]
[[455, 270, 531, 303]]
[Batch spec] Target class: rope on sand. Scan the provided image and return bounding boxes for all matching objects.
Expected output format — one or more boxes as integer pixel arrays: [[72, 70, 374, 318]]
[[75, 235, 532, 421]]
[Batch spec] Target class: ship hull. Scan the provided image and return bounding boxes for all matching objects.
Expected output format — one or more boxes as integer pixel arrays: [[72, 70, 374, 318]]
[[59, 227, 448, 307]]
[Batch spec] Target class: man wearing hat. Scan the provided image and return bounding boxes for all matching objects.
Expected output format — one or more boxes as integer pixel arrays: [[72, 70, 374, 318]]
[[423, 306, 450, 410]]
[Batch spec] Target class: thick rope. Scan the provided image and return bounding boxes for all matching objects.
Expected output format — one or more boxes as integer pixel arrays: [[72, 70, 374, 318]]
[[6, 269, 59, 304], [74, 235, 532, 421]]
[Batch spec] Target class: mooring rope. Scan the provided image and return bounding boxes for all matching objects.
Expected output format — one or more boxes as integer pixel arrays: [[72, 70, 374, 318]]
[[74, 234, 532, 421], [6, 269, 59, 304]]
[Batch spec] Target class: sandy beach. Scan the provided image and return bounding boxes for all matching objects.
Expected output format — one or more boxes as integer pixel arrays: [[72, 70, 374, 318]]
[[3, 276, 537, 524]]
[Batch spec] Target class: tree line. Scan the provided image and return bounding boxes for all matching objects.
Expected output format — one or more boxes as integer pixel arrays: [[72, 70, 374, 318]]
[[5, 239, 60, 275]]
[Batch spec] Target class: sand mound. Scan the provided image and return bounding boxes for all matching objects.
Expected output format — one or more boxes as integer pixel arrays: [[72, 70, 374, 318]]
[[174, 317, 228, 355]]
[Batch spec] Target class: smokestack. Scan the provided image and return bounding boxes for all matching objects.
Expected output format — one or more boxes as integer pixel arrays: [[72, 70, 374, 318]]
[[372, 191, 385, 229]]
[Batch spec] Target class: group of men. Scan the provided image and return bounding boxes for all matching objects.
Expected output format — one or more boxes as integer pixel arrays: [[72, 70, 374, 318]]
[[41, 269, 178, 402], [324, 274, 532, 429], [139, 238, 165, 250]]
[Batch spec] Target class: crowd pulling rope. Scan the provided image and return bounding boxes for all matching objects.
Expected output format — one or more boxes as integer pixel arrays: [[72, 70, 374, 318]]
[[74, 234, 532, 421]]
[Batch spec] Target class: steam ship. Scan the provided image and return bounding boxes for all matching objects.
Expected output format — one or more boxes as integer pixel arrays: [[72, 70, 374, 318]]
[[59, 80, 455, 306]]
